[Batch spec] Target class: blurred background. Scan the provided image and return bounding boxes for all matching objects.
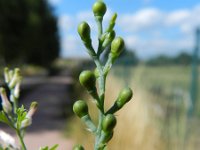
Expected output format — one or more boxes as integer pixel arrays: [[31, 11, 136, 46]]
[[0, 0, 200, 149]]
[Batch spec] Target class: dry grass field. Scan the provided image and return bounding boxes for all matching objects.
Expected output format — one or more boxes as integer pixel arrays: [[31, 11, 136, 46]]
[[67, 65, 200, 150]]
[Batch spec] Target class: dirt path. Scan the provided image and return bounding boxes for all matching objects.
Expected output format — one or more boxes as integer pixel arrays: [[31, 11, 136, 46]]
[[24, 131, 73, 150], [1, 76, 76, 149]]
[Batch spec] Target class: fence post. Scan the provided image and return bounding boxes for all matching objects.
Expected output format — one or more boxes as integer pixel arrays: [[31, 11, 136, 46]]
[[189, 28, 200, 116]]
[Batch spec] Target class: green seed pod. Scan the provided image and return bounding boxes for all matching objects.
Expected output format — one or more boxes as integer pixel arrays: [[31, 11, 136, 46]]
[[111, 13, 117, 24], [100, 33, 107, 43], [100, 131, 114, 144], [92, 1, 107, 17], [111, 37, 125, 57], [73, 100, 88, 118], [116, 87, 133, 108], [94, 68, 100, 78], [73, 144, 85, 150], [106, 13, 117, 32], [102, 114, 117, 133], [79, 70, 96, 91], [102, 30, 116, 48], [78, 22, 91, 42]]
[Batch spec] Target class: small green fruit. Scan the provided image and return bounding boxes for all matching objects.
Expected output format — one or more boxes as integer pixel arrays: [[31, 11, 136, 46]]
[[101, 131, 114, 143], [111, 37, 125, 57], [111, 13, 117, 23], [73, 145, 85, 150], [106, 13, 117, 32], [117, 87, 133, 108], [78, 22, 91, 42], [108, 30, 116, 40], [92, 1, 107, 17], [79, 70, 96, 91], [102, 114, 117, 132], [102, 30, 116, 48], [73, 100, 88, 118], [94, 68, 100, 78]]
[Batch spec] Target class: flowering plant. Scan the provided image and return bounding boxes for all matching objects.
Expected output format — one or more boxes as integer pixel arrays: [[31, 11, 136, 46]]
[[0, 68, 58, 150], [73, 1, 133, 149], [0, 1, 133, 150]]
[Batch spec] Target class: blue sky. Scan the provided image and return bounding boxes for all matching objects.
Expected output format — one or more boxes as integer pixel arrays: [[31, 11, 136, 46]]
[[48, 0, 200, 59]]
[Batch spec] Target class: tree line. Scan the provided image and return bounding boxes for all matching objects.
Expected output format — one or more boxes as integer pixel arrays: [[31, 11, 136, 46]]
[[0, 0, 59, 67], [146, 52, 199, 66]]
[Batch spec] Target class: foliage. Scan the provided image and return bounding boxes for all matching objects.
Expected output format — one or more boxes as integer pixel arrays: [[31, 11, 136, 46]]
[[146, 52, 194, 66], [0, 0, 59, 67], [0, 68, 57, 150]]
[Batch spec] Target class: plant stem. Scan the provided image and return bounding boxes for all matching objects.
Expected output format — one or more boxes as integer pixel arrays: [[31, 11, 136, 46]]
[[10, 89, 18, 113], [94, 57, 106, 150], [93, 15, 108, 150], [16, 129, 27, 150], [96, 17, 104, 57], [96, 18, 103, 38]]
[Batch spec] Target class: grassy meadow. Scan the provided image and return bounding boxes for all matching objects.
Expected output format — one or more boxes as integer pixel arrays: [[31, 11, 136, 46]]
[[68, 65, 200, 150]]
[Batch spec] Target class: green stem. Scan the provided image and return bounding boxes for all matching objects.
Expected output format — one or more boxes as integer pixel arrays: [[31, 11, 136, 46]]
[[94, 58, 105, 110], [94, 111, 104, 150], [81, 115, 97, 133], [96, 17, 103, 38], [96, 17, 104, 56], [93, 15, 108, 150], [13, 99, 18, 114], [93, 59, 107, 150], [16, 129, 27, 150], [10, 89, 18, 113]]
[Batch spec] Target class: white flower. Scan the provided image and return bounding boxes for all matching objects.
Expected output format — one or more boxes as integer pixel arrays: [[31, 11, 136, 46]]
[[0, 88, 12, 114], [8, 68, 21, 89], [0, 130, 18, 149], [21, 102, 38, 129]]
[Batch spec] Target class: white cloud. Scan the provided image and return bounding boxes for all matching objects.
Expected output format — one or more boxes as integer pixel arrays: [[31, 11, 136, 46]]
[[77, 11, 93, 22], [119, 5, 200, 35], [61, 35, 87, 57], [124, 35, 194, 59], [58, 4, 200, 59], [58, 14, 73, 32], [165, 10, 190, 26], [124, 36, 139, 48], [47, 0, 62, 6], [178, 5, 200, 34], [119, 8, 163, 32], [103, 8, 114, 22]]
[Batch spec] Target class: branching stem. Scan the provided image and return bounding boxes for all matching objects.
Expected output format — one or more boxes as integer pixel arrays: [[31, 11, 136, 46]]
[[16, 129, 27, 150]]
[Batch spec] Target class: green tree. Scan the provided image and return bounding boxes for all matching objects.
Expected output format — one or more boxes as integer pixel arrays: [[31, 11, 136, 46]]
[[174, 52, 192, 65], [0, 0, 59, 67], [116, 47, 139, 66]]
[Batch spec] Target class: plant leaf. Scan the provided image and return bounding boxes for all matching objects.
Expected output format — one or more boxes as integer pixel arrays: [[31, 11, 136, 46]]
[[16, 105, 27, 129], [0, 111, 13, 128], [39, 144, 58, 150], [39, 146, 48, 150], [49, 144, 59, 150]]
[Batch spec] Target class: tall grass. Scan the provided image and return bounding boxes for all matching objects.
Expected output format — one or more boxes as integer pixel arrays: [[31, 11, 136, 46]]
[[68, 65, 200, 150]]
